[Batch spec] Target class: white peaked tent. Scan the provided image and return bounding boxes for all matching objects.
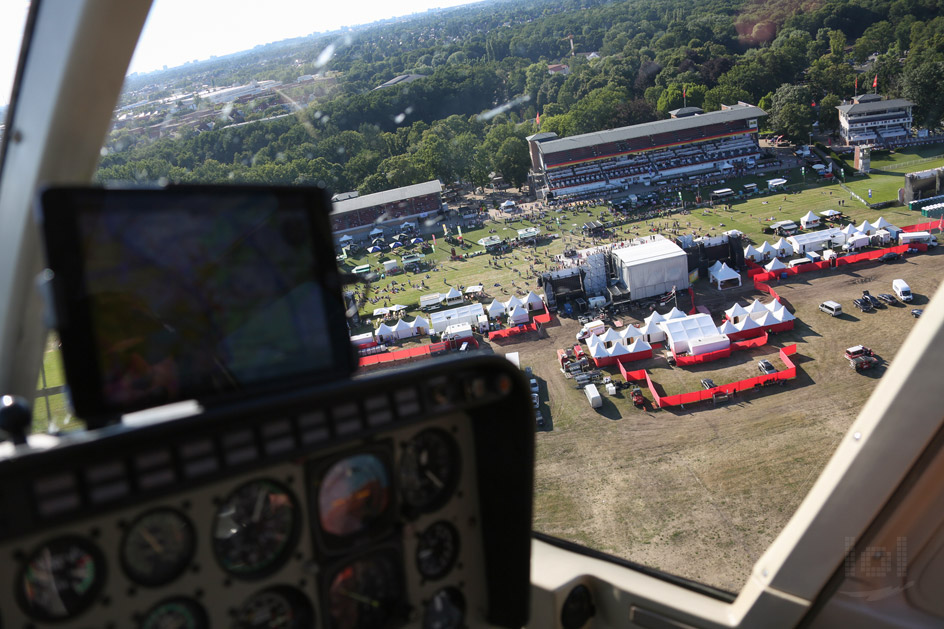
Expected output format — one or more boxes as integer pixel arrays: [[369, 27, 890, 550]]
[[589, 341, 609, 359], [744, 244, 762, 262], [586, 332, 602, 347], [444, 286, 463, 305], [627, 338, 652, 353], [393, 319, 413, 339], [339, 234, 353, 243], [608, 343, 630, 357], [724, 302, 749, 323], [840, 223, 859, 237], [599, 327, 622, 347], [487, 299, 505, 319], [710, 263, 741, 289], [873, 216, 893, 230], [504, 295, 524, 312], [410, 316, 429, 335], [858, 219, 876, 236], [644, 310, 665, 325], [735, 316, 760, 332], [524, 291, 544, 310], [369, 227, 384, 237], [639, 319, 666, 343], [800, 211, 820, 229], [774, 307, 796, 322], [708, 259, 723, 276], [765, 257, 787, 272], [773, 237, 794, 257], [509, 305, 530, 324], [718, 319, 738, 335], [753, 310, 778, 327], [620, 326, 643, 343], [766, 299, 785, 313], [744, 299, 769, 315], [757, 241, 778, 259], [821, 209, 842, 218], [664, 306, 686, 320], [376, 322, 396, 342]]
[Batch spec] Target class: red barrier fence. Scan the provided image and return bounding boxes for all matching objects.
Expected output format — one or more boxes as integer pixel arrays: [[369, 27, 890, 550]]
[[836, 244, 908, 266], [592, 349, 654, 367], [618, 344, 799, 408], [902, 219, 944, 233], [488, 322, 536, 340], [358, 337, 477, 366], [533, 303, 552, 324]]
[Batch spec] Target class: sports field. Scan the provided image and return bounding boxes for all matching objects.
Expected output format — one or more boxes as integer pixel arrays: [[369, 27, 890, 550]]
[[839, 145, 944, 202]]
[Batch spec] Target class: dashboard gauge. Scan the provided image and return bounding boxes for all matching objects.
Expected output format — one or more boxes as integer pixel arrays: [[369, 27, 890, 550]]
[[236, 585, 314, 629], [121, 507, 196, 587], [17, 536, 105, 622], [140, 597, 208, 629], [399, 428, 460, 513], [423, 587, 466, 629], [213, 479, 299, 578], [318, 453, 391, 538], [415, 521, 460, 581], [327, 552, 404, 629]]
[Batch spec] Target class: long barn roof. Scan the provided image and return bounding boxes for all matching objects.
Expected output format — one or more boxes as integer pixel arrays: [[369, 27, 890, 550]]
[[538, 105, 765, 156]]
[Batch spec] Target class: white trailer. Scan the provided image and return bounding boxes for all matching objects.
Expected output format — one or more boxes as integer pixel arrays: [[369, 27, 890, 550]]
[[584, 384, 602, 408], [899, 231, 938, 247]]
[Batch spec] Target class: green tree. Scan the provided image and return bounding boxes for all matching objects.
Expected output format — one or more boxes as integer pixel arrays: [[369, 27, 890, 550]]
[[818, 93, 841, 132], [494, 136, 529, 188], [902, 60, 944, 129]]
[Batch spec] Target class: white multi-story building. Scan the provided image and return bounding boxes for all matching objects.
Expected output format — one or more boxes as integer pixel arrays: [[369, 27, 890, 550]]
[[836, 94, 914, 147]]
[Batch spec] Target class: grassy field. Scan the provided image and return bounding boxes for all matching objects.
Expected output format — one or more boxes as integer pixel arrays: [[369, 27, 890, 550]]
[[519, 249, 944, 592], [342, 170, 935, 332], [838, 145, 944, 203]]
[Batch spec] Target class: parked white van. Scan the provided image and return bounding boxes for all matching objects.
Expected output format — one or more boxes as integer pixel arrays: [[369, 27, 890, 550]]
[[576, 320, 605, 341], [819, 301, 842, 316], [893, 279, 913, 302]]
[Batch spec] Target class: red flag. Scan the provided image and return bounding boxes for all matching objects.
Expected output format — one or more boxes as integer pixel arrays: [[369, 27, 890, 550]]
[[536, 111, 541, 126], [855, 76, 858, 92], [873, 74, 878, 89], [811, 101, 816, 107], [683, 86, 686, 98]]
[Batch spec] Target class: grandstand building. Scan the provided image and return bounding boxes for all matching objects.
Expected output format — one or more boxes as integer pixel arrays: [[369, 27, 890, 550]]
[[331, 180, 443, 238], [530, 103, 765, 201], [836, 94, 914, 147]]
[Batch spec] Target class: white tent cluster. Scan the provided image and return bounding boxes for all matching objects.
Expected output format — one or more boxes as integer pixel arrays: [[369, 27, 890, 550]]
[[586, 326, 652, 356], [487, 291, 545, 320], [724, 298, 795, 327], [373, 316, 430, 343], [430, 303, 485, 334], [741, 215, 903, 263], [708, 260, 741, 289]]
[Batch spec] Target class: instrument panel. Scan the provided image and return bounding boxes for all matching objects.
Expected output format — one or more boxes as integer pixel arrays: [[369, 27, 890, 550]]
[[0, 355, 534, 628]]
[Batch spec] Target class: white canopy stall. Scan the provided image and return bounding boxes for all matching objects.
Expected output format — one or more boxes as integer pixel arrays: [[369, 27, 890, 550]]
[[393, 319, 414, 340], [487, 299, 506, 319], [724, 303, 749, 324], [800, 211, 820, 229], [744, 244, 763, 262], [443, 286, 463, 306], [376, 322, 396, 343], [410, 316, 430, 335], [858, 220, 877, 236], [524, 291, 545, 311], [709, 263, 741, 289], [764, 257, 787, 272], [598, 327, 622, 348], [772, 237, 794, 258], [509, 305, 530, 325], [756, 241, 778, 260]]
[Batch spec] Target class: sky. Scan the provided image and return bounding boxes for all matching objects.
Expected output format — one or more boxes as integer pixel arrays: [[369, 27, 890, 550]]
[[1, 0, 486, 106]]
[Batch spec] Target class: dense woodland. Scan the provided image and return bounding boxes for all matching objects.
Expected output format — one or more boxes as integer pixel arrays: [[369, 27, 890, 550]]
[[98, 0, 944, 195]]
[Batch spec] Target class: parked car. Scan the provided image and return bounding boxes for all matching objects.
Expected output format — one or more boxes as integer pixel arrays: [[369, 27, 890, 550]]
[[845, 345, 875, 360], [877, 252, 901, 263], [529, 378, 539, 394], [862, 291, 882, 308], [877, 293, 896, 305], [758, 360, 777, 375], [535, 411, 545, 428], [663, 350, 676, 366], [853, 298, 874, 312], [850, 355, 879, 371], [912, 309, 924, 318], [531, 393, 540, 409], [701, 378, 716, 390]]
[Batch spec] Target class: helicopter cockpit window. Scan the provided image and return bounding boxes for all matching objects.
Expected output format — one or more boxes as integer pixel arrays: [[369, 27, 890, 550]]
[[21, 0, 938, 598]]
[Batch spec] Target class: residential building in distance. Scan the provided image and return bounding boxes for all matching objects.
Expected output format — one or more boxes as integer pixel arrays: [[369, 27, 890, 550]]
[[836, 94, 914, 147]]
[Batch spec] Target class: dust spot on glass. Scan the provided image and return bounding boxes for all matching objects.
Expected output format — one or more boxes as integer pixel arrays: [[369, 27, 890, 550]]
[[276, 152, 287, 162], [477, 94, 530, 121], [157, 177, 169, 187]]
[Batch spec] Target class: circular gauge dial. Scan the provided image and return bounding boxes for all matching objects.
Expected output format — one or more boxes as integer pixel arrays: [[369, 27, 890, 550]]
[[423, 587, 466, 629], [213, 479, 299, 578], [399, 428, 460, 513], [327, 553, 403, 629], [318, 453, 391, 538], [18, 536, 105, 622], [236, 586, 314, 629], [416, 521, 460, 581], [122, 507, 196, 586], [140, 597, 208, 629]]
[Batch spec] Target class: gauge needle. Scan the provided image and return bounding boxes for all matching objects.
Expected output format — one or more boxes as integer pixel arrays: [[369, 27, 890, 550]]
[[139, 528, 164, 554], [338, 588, 380, 608], [253, 487, 267, 523], [424, 469, 444, 488]]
